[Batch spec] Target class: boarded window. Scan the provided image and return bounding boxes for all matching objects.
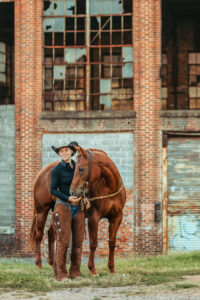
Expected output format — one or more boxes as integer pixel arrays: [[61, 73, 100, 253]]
[[43, 0, 133, 111]]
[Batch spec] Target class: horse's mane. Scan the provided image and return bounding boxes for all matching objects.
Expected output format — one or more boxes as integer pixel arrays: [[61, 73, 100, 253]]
[[87, 148, 108, 156]]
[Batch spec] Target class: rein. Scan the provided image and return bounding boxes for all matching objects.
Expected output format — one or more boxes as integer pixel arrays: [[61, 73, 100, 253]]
[[84, 150, 123, 202]]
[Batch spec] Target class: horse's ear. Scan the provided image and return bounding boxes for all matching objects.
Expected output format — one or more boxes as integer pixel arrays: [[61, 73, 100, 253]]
[[75, 145, 88, 157]]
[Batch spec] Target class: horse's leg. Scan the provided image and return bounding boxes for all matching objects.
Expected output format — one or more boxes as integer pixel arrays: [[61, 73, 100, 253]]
[[35, 210, 49, 268], [108, 212, 123, 273], [48, 220, 55, 266], [88, 214, 100, 275]]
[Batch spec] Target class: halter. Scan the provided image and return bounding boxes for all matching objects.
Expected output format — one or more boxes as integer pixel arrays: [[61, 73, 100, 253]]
[[83, 150, 123, 202]]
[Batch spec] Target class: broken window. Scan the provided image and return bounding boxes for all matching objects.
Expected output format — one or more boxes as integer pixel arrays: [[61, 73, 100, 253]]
[[0, 3, 14, 105], [43, 0, 133, 111], [0, 43, 6, 84], [161, 53, 168, 109], [188, 53, 200, 109]]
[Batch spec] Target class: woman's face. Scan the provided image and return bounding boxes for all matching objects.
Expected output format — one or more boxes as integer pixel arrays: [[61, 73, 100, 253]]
[[58, 147, 73, 162]]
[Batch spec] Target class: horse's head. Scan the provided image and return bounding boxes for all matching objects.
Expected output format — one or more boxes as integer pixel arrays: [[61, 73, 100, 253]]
[[70, 146, 100, 197]]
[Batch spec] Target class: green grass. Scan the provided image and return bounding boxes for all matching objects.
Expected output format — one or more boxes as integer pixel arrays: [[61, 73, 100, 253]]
[[1, 252, 200, 293]]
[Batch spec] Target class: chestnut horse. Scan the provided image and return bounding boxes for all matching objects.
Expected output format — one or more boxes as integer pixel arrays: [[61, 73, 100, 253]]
[[30, 146, 126, 274]]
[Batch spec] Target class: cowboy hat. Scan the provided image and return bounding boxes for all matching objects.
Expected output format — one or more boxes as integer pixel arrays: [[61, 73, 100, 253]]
[[51, 141, 78, 156]]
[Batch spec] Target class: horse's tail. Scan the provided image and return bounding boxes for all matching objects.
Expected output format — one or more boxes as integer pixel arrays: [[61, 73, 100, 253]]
[[28, 212, 37, 250]]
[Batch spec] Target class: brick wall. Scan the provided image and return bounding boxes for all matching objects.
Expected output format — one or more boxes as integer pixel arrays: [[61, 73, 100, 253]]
[[133, 0, 162, 254], [14, 0, 43, 256]]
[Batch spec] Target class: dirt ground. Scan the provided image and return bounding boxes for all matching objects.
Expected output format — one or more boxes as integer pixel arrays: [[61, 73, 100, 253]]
[[1, 275, 200, 300]]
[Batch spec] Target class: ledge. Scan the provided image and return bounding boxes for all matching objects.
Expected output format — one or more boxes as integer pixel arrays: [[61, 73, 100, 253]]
[[160, 110, 200, 118], [40, 110, 136, 120]]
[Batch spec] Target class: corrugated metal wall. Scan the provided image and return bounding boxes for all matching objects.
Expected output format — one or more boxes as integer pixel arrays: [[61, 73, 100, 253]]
[[167, 137, 200, 252]]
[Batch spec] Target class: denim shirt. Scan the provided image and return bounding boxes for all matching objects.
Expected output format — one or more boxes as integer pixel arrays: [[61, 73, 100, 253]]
[[50, 159, 76, 202]]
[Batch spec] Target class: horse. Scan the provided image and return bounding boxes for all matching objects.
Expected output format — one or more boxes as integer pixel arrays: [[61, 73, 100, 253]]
[[30, 146, 126, 274]]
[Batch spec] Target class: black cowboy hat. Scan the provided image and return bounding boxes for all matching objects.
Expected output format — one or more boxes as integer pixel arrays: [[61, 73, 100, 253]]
[[51, 141, 79, 156]]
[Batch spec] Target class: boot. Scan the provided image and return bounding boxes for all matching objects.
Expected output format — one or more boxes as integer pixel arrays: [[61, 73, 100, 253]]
[[69, 210, 85, 279], [53, 204, 72, 281]]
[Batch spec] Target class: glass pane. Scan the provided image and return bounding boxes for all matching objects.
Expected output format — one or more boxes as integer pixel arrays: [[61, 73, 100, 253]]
[[100, 79, 111, 93], [122, 47, 133, 62], [65, 0, 75, 15], [0, 53, 6, 64], [100, 95, 111, 109], [90, 0, 112, 15], [0, 63, 5, 73], [64, 48, 86, 63], [111, 0, 123, 14], [0, 73, 6, 83], [43, 1, 53, 16], [0, 42, 6, 53], [43, 18, 54, 31], [54, 18, 65, 31], [122, 63, 133, 78], [53, 65, 66, 79], [52, 1, 65, 15]]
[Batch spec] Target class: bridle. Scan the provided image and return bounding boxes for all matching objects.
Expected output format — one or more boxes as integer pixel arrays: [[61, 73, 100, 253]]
[[82, 150, 123, 202]]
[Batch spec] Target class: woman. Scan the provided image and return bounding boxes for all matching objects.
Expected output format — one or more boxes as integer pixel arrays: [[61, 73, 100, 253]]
[[50, 141, 85, 281]]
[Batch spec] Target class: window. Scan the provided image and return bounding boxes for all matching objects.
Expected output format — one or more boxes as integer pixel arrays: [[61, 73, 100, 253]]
[[43, 0, 133, 111], [188, 53, 200, 109], [0, 42, 6, 84], [161, 53, 168, 109]]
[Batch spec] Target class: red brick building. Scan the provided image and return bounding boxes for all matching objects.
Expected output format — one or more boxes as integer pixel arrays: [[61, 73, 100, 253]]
[[1, 0, 200, 258]]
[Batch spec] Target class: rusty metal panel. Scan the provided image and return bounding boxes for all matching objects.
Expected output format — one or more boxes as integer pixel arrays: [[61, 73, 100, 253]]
[[167, 137, 200, 252]]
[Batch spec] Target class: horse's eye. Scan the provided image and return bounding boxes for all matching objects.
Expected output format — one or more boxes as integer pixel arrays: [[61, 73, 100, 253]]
[[78, 167, 84, 172]]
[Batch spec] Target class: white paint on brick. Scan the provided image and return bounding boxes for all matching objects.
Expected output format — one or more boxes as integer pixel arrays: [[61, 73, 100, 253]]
[[42, 133, 134, 189]]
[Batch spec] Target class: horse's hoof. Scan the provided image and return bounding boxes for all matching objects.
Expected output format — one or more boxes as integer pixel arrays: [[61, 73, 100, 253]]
[[37, 264, 42, 269], [109, 269, 116, 274], [48, 259, 53, 266], [90, 270, 97, 276]]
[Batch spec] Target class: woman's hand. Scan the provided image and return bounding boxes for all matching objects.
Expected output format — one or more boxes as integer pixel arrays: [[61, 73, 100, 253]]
[[68, 195, 82, 206]]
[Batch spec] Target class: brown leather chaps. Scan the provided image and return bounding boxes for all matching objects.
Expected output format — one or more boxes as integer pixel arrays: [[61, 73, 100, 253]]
[[52, 203, 85, 280]]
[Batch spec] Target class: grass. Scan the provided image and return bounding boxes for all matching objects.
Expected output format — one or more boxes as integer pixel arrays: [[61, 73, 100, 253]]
[[1, 252, 200, 293]]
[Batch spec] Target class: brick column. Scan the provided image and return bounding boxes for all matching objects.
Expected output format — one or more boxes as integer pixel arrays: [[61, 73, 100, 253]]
[[133, 0, 162, 254], [15, 0, 43, 255]]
